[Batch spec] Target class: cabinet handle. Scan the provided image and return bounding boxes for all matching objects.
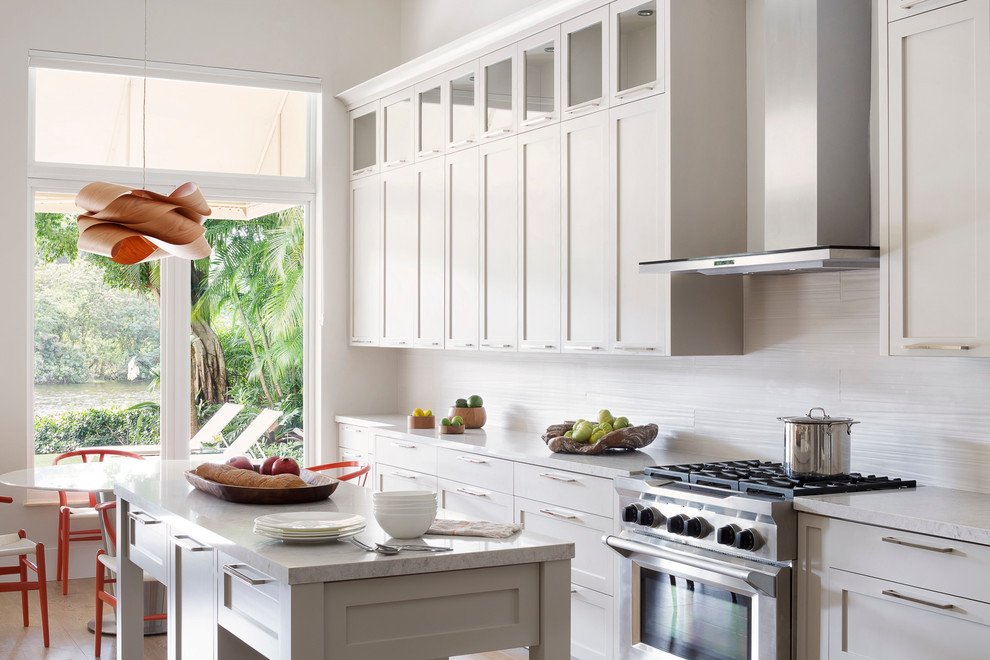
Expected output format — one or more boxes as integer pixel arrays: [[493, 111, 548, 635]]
[[390, 471, 417, 479], [898, 0, 938, 8], [539, 472, 576, 483], [456, 487, 489, 498], [522, 343, 555, 349], [881, 536, 954, 554], [416, 149, 441, 158], [449, 139, 475, 149], [384, 159, 408, 168], [340, 451, 362, 460], [128, 511, 162, 526], [482, 128, 512, 139], [615, 82, 656, 99], [340, 425, 364, 434], [481, 342, 512, 349], [223, 564, 271, 587], [391, 442, 417, 449], [351, 338, 374, 344], [539, 508, 578, 519], [456, 456, 489, 464], [614, 346, 656, 352], [881, 589, 953, 610], [352, 167, 375, 176], [520, 114, 554, 127], [451, 341, 475, 348], [903, 344, 970, 351], [171, 534, 212, 552], [565, 98, 602, 114], [568, 345, 602, 351]]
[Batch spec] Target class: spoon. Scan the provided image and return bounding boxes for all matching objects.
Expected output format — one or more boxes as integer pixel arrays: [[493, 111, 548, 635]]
[[377, 543, 453, 553], [344, 537, 398, 555]]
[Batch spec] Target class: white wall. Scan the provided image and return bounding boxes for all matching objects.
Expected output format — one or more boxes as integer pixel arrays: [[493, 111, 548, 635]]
[[395, 271, 990, 494], [399, 0, 543, 61], [0, 0, 402, 577]]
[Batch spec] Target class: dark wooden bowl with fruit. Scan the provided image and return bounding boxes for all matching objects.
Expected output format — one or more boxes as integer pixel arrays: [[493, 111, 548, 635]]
[[184, 456, 338, 504], [448, 394, 486, 428], [541, 411, 658, 455]]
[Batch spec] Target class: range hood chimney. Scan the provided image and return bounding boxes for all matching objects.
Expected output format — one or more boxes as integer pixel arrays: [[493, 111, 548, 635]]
[[641, 0, 878, 276]]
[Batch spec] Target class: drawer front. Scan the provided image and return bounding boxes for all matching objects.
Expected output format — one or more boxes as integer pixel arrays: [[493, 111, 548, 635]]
[[217, 552, 280, 660], [516, 496, 613, 594], [823, 517, 990, 603], [375, 435, 438, 474], [337, 446, 375, 488], [827, 567, 990, 658], [887, 0, 965, 21], [338, 423, 374, 453], [377, 463, 438, 493], [439, 478, 514, 524], [571, 585, 613, 660], [126, 504, 168, 584], [437, 448, 513, 494], [513, 462, 612, 517]]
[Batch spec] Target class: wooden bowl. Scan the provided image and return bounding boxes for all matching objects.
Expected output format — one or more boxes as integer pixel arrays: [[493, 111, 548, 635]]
[[439, 424, 465, 434], [184, 468, 338, 504], [447, 407, 486, 429], [408, 415, 436, 429]]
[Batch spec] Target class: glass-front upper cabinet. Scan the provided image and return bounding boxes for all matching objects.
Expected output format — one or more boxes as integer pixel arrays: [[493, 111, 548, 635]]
[[350, 100, 379, 179], [415, 74, 445, 161], [517, 27, 560, 132], [562, 7, 609, 118], [382, 87, 414, 169], [480, 44, 517, 140], [610, 0, 665, 104], [446, 61, 480, 153]]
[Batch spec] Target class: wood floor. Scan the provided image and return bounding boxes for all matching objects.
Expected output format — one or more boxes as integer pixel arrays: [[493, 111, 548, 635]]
[[0, 578, 529, 659]]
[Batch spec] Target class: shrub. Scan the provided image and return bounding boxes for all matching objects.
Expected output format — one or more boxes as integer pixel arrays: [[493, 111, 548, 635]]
[[34, 406, 160, 455]]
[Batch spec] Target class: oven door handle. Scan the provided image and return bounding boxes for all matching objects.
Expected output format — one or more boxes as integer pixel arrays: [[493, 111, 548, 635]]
[[603, 534, 778, 597]]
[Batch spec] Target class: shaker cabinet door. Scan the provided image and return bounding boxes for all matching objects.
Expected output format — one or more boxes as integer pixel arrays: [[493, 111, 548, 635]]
[[479, 138, 519, 351], [887, 0, 990, 357], [416, 158, 446, 348], [445, 147, 481, 350], [349, 176, 381, 346], [381, 166, 419, 346]]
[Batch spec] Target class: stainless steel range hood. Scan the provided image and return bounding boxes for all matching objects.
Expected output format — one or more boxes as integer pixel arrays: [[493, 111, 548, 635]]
[[641, 0, 877, 276]]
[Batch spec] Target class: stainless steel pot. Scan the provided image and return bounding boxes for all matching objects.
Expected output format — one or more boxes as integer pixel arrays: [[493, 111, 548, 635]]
[[778, 407, 859, 477]]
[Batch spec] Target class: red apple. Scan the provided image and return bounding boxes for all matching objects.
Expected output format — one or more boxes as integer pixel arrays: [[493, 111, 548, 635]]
[[260, 456, 280, 475], [226, 455, 253, 471], [271, 457, 300, 476]]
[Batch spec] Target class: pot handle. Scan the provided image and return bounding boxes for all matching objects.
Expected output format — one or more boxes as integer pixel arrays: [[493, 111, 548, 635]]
[[807, 407, 829, 419]]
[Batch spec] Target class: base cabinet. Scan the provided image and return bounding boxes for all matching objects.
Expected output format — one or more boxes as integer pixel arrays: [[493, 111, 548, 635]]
[[168, 528, 218, 660]]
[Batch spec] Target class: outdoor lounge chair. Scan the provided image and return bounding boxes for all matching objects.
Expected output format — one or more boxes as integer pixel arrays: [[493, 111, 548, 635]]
[[220, 408, 283, 459], [189, 402, 244, 453]]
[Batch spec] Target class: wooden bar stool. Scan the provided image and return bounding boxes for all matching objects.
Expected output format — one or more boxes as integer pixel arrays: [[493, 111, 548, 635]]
[[0, 494, 50, 648]]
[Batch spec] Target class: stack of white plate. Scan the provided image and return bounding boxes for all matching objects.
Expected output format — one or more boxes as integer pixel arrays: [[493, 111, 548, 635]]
[[372, 491, 438, 539], [254, 512, 366, 543]]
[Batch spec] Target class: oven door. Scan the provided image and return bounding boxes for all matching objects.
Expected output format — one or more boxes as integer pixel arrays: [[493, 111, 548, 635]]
[[605, 534, 790, 660]]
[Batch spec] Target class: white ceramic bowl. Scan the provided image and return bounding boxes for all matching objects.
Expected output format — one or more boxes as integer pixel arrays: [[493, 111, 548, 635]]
[[374, 504, 437, 513], [373, 491, 437, 502], [373, 505, 437, 539]]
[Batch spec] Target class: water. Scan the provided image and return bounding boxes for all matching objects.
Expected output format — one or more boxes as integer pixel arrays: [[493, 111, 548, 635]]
[[34, 381, 159, 417]]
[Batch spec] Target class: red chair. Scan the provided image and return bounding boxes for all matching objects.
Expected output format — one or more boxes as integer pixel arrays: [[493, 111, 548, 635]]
[[54, 448, 144, 595], [306, 460, 371, 487], [93, 501, 166, 657], [0, 494, 50, 647]]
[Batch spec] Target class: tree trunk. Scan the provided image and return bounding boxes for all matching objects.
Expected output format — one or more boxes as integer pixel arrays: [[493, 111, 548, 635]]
[[191, 319, 228, 406]]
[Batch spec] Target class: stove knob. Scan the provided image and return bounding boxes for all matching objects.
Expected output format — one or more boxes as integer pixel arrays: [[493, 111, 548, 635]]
[[637, 507, 665, 528], [621, 504, 642, 523], [734, 529, 762, 551], [716, 525, 739, 546], [684, 517, 708, 538], [666, 514, 688, 535]]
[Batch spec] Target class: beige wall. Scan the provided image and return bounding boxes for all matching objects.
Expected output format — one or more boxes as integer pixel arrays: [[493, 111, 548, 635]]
[[0, 0, 402, 577], [399, 0, 543, 61]]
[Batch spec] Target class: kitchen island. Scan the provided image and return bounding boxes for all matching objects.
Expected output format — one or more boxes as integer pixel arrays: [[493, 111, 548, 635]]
[[114, 460, 573, 660]]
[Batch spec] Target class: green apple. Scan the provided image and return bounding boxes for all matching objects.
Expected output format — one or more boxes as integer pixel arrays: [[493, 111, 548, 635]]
[[467, 394, 484, 408], [441, 417, 451, 426], [598, 409, 614, 425], [614, 416, 629, 429], [572, 421, 594, 442]]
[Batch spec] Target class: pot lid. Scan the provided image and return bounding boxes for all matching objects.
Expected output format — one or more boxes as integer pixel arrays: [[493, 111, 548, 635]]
[[778, 407, 857, 424]]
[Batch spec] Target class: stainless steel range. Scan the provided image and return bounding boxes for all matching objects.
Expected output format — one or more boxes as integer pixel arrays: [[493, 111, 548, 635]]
[[605, 460, 915, 660]]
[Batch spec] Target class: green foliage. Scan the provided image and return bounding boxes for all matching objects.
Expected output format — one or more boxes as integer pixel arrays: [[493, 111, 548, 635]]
[[34, 406, 161, 455]]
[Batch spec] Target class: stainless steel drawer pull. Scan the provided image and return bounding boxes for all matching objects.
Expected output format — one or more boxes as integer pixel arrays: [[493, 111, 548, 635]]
[[539, 472, 576, 483], [456, 487, 489, 498], [340, 451, 361, 460], [456, 456, 489, 464], [449, 139, 475, 149], [615, 346, 656, 352], [882, 589, 953, 610], [223, 564, 272, 587], [390, 471, 417, 479], [903, 344, 970, 350], [128, 511, 162, 525], [171, 535, 212, 552], [565, 98, 602, 114], [482, 128, 512, 139], [615, 82, 656, 99], [392, 442, 417, 449], [352, 167, 374, 176], [351, 339, 374, 344], [482, 342, 512, 349], [417, 149, 441, 157], [899, 0, 937, 9], [522, 343, 555, 349], [539, 508, 577, 519], [520, 114, 554, 127], [452, 341, 475, 348], [881, 536, 954, 554], [384, 159, 408, 168], [569, 345, 602, 351]]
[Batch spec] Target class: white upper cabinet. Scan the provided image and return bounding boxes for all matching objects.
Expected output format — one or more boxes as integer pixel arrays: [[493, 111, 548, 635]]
[[479, 138, 519, 351], [415, 74, 445, 162], [349, 176, 381, 346], [445, 148, 481, 350], [518, 124, 561, 353], [609, 0, 665, 104], [349, 101, 379, 179], [381, 166, 418, 346], [561, 7, 610, 119], [886, 0, 990, 357], [480, 45, 518, 141], [446, 61, 480, 153], [382, 87, 414, 170], [416, 158, 446, 348], [517, 27, 561, 132], [561, 111, 610, 353]]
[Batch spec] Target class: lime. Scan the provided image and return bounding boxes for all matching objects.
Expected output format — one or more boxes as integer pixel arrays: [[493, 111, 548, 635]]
[[455, 398, 468, 408], [451, 415, 464, 426], [441, 418, 451, 426], [467, 394, 483, 408]]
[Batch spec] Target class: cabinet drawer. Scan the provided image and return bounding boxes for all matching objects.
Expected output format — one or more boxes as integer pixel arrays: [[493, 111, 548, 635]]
[[375, 435, 437, 474], [516, 496, 613, 595], [887, 0, 964, 21], [377, 464, 438, 493], [336, 446, 374, 488], [823, 517, 990, 603], [126, 505, 168, 584], [571, 585, 613, 660], [513, 463, 612, 517], [338, 423, 374, 453], [827, 567, 990, 658], [437, 448, 513, 494], [217, 553, 280, 660], [439, 478, 514, 524]]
